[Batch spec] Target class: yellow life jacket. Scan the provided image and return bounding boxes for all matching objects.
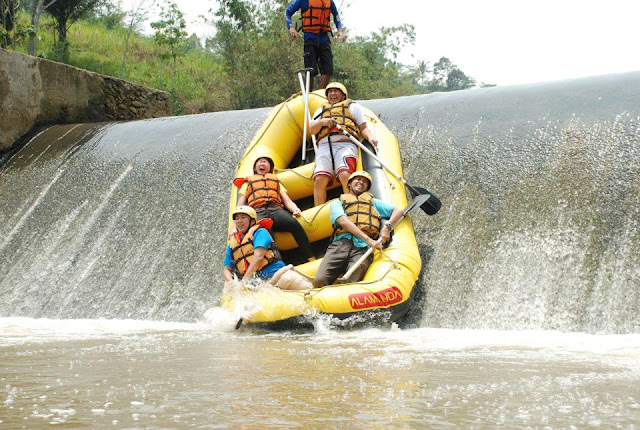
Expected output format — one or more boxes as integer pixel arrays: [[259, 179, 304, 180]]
[[316, 99, 360, 141], [334, 192, 382, 239], [245, 173, 282, 208], [301, 0, 331, 34], [229, 224, 278, 276]]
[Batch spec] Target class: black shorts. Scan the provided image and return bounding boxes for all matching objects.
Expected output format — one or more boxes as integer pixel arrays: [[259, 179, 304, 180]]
[[303, 39, 333, 76]]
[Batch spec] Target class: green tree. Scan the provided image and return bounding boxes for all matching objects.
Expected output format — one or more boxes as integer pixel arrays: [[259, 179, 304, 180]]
[[118, 0, 155, 78], [413, 60, 431, 87], [332, 25, 416, 99], [25, 0, 60, 56], [150, 0, 188, 97], [429, 56, 475, 92], [47, 0, 104, 60], [210, 0, 299, 109], [446, 67, 475, 91], [1, 0, 17, 48], [89, 0, 126, 29]]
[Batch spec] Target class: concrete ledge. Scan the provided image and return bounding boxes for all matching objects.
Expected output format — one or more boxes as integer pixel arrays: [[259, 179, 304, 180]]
[[0, 48, 172, 152]]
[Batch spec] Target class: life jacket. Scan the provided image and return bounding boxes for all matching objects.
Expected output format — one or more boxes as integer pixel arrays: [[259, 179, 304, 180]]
[[315, 99, 360, 141], [245, 173, 283, 208], [301, 0, 331, 34], [334, 192, 382, 239], [229, 223, 279, 276]]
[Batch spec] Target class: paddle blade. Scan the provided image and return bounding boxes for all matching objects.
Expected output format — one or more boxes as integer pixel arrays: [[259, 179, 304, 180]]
[[408, 186, 442, 215], [233, 178, 246, 188]]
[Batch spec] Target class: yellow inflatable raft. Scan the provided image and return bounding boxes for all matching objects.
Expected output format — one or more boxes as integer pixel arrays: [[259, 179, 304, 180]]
[[221, 91, 427, 327]]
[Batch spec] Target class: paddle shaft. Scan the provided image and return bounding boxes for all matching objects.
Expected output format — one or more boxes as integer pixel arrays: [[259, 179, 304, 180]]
[[332, 123, 419, 194], [332, 122, 441, 216], [295, 68, 318, 159], [296, 71, 309, 161]]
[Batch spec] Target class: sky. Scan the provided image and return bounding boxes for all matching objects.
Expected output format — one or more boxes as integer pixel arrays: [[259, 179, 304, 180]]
[[144, 0, 640, 87]]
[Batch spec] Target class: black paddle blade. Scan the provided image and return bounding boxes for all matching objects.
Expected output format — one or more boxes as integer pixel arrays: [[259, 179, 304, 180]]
[[408, 186, 442, 215]]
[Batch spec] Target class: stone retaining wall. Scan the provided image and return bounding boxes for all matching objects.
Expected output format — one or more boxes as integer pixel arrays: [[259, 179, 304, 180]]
[[0, 48, 172, 152]]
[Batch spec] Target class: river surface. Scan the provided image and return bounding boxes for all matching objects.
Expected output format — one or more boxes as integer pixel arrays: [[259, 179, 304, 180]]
[[2, 315, 640, 428]]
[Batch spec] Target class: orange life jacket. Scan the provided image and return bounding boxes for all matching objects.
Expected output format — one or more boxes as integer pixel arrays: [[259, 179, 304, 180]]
[[333, 192, 382, 239], [315, 99, 360, 141], [301, 0, 332, 34], [245, 173, 283, 208], [229, 224, 278, 276]]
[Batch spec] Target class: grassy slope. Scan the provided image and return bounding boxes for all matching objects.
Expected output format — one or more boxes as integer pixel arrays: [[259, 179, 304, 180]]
[[12, 13, 228, 114]]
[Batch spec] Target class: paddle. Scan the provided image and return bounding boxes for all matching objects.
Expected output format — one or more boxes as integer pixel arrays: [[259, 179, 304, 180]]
[[294, 67, 318, 161], [332, 123, 441, 215], [337, 193, 431, 282]]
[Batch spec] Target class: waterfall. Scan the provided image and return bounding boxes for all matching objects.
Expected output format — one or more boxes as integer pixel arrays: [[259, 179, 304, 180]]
[[1, 73, 638, 333]]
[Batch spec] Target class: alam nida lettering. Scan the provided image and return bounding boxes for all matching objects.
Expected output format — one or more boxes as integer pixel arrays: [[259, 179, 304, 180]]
[[349, 286, 403, 310]]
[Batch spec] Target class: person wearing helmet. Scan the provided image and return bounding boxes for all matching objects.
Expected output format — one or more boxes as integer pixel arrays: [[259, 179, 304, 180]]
[[223, 205, 312, 290], [313, 171, 403, 288], [285, 0, 345, 90], [235, 155, 315, 263], [308, 82, 379, 206]]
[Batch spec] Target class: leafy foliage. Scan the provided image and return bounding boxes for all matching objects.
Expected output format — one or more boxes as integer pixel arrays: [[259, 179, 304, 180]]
[[3, 0, 479, 115], [1, 0, 18, 48], [47, 0, 104, 60], [150, 0, 188, 96], [427, 56, 475, 92]]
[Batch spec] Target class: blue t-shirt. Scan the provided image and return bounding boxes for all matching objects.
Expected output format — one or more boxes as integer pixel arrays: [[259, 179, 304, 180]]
[[330, 197, 395, 248], [285, 0, 342, 43], [224, 228, 285, 279]]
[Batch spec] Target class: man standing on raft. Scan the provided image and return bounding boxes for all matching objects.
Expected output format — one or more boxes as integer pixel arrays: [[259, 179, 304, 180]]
[[285, 0, 345, 90], [309, 82, 378, 206], [313, 171, 402, 288]]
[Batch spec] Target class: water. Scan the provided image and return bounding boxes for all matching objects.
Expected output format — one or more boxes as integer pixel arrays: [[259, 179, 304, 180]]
[[1, 72, 640, 427], [2, 317, 640, 428]]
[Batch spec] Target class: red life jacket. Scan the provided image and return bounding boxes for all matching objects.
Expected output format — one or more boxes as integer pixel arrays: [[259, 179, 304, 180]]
[[229, 224, 278, 276], [316, 99, 360, 140], [301, 0, 332, 34], [245, 173, 283, 208]]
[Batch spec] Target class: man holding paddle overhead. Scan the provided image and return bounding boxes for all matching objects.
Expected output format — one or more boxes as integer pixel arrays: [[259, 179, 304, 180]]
[[313, 171, 403, 288], [309, 82, 378, 206]]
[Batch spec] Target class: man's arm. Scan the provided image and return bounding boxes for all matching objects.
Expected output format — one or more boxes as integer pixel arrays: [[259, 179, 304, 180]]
[[335, 215, 382, 250], [359, 122, 378, 147], [285, 0, 304, 39], [330, 1, 345, 41], [223, 265, 234, 281], [241, 247, 267, 282], [378, 206, 403, 244], [351, 103, 378, 147], [223, 245, 235, 280], [310, 117, 334, 134], [280, 190, 302, 216]]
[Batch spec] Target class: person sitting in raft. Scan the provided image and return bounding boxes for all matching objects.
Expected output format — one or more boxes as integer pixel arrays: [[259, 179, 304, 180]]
[[308, 82, 378, 206], [313, 170, 403, 288], [223, 205, 313, 290], [235, 155, 315, 263]]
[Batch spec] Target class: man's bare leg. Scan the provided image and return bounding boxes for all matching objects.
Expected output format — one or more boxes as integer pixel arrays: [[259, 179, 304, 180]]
[[319, 74, 331, 89], [277, 271, 313, 290], [270, 264, 293, 285], [337, 170, 350, 194], [313, 175, 331, 206]]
